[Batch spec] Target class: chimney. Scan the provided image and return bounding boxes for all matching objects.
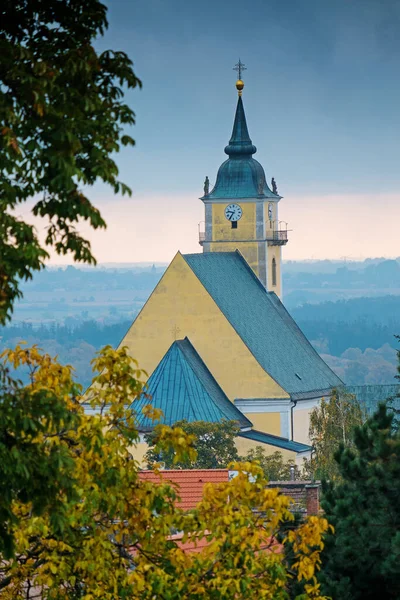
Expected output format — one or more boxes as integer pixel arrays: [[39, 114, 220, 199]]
[[305, 484, 320, 516]]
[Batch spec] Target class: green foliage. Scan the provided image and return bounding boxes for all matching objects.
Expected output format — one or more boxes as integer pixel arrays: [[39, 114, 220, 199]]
[[307, 389, 366, 481], [0, 320, 134, 387], [277, 512, 311, 600], [0, 345, 81, 558], [319, 404, 400, 600], [243, 447, 302, 481], [397, 335, 400, 379], [0, 0, 141, 323], [145, 420, 240, 469], [387, 335, 400, 428]]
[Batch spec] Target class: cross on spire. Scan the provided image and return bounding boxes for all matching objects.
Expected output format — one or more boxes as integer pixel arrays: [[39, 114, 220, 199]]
[[233, 59, 246, 80]]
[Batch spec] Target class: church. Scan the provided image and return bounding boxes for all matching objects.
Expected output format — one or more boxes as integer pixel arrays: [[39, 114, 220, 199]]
[[121, 69, 343, 464]]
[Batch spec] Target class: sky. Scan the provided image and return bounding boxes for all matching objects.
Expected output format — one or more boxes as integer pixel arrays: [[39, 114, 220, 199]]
[[42, 0, 400, 263]]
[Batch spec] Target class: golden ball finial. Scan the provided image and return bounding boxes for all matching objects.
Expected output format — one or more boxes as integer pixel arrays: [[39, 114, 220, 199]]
[[236, 79, 244, 91], [236, 79, 244, 96]]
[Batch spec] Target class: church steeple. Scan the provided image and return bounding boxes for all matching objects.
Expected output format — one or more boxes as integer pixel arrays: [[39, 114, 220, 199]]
[[203, 76, 278, 201], [199, 64, 288, 299]]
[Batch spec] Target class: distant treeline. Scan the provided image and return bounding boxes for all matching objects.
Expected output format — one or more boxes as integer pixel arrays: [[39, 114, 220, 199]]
[[0, 320, 131, 349], [292, 295, 400, 355], [284, 257, 400, 274], [297, 319, 398, 356], [292, 295, 400, 325], [284, 259, 400, 289], [21, 264, 164, 293], [20, 258, 400, 293]]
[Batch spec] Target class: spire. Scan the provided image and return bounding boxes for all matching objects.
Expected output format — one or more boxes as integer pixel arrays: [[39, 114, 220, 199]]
[[201, 62, 279, 201], [224, 95, 257, 157], [225, 61, 257, 157]]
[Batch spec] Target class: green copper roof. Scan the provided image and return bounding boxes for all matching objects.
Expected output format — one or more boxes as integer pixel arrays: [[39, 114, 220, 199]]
[[202, 95, 279, 201], [239, 430, 311, 453], [224, 95, 257, 157], [183, 251, 343, 395], [131, 337, 252, 431]]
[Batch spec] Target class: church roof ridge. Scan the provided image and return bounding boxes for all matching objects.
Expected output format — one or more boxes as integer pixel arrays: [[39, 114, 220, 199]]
[[176, 337, 252, 427], [182, 252, 343, 395]]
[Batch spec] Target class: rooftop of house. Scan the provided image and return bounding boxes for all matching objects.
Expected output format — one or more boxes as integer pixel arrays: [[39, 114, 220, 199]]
[[139, 469, 230, 510]]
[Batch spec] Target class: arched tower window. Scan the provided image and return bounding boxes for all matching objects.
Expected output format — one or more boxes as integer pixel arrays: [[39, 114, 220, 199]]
[[272, 258, 277, 287]]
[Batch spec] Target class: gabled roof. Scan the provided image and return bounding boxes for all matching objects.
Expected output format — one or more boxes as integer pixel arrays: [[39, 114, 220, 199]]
[[239, 430, 311, 453], [183, 251, 343, 395], [139, 469, 229, 510], [131, 337, 252, 431]]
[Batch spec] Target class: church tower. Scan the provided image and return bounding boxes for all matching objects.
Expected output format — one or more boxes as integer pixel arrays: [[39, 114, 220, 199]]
[[199, 66, 288, 298]]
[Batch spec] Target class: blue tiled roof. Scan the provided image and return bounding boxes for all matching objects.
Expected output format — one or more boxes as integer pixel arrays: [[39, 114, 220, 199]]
[[183, 251, 343, 395], [202, 96, 279, 201], [131, 338, 252, 431], [239, 429, 311, 453]]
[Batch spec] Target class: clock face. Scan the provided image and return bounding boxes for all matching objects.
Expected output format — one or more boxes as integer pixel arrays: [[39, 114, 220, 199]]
[[225, 203, 242, 222], [268, 203, 273, 219]]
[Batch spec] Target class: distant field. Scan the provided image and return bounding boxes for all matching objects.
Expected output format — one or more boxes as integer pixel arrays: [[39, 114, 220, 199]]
[[11, 289, 143, 324]]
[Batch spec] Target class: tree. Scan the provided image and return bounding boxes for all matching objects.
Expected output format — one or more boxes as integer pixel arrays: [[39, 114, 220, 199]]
[[318, 404, 400, 600], [0, 345, 331, 599], [145, 420, 240, 469], [387, 335, 400, 427], [307, 389, 366, 481], [0, 0, 141, 323], [243, 447, 302, 481], [0, 345, 81, 558]]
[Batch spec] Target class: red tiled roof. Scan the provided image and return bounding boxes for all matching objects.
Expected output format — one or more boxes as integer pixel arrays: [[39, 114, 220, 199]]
[[131, 531, 282, 556], [139, 469, 229, 510], [169, 531, 282, 555]]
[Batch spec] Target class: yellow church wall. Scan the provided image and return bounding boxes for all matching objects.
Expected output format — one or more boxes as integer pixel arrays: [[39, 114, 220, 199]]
[[235, 436, 295, 462], [265, 201, 276, 234], [120, 252, 288, 404], [245, 412, 281, 436], [212, 202, 256, 242], [209, 241, 259, 279], [210, 203, 261, 279], [129, 442, 149, 467], [268, 245, 282, 298], [293, 408, 312, 445]]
